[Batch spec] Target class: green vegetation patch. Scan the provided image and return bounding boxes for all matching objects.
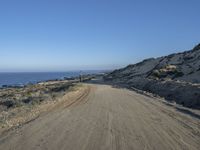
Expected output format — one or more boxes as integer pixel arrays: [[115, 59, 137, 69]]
[[151, 65, 184, 79]]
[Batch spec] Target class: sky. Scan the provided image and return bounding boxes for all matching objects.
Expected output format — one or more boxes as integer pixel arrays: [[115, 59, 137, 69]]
[[0, 0, 200, 72]]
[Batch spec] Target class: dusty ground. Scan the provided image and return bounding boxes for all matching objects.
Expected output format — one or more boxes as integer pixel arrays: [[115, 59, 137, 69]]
[[0, 83, 199, 150], [0, 83, 87, 132]]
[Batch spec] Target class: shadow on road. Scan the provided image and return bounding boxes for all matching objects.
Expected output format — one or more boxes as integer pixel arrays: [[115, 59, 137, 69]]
[[85, 78, 200, 120]]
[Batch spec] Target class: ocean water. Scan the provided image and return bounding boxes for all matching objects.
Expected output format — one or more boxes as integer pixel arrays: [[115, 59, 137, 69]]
[[0, 71, 102, 87]]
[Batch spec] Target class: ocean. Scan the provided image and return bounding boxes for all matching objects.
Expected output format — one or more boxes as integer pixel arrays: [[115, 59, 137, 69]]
[[0, 71, 102, 87]]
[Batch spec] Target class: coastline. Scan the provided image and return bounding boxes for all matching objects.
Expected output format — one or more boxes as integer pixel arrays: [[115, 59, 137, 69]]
[[0, 72, 68, 88], [0, 71, 106, 88]]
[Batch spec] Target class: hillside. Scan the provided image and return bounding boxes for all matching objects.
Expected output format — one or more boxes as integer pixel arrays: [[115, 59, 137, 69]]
[[105, 44, 200, 108]]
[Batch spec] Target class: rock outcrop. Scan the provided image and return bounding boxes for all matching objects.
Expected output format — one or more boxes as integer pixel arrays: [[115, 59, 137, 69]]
[[105, 44, 200, 108]]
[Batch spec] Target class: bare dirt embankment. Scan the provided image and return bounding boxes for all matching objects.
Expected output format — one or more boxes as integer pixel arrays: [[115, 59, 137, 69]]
[[0, 80, 89, 133], [0, 83, 199, 150]]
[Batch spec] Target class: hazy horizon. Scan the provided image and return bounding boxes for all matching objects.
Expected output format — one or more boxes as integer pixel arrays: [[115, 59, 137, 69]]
[[1, 0, 200, 72]]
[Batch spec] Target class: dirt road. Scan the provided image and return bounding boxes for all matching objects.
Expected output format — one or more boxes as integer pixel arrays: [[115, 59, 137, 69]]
[[0, 83, 199, 150]]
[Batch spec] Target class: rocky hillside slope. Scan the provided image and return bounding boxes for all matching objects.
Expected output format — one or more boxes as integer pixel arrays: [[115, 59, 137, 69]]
[[105, 44, 200, 108]]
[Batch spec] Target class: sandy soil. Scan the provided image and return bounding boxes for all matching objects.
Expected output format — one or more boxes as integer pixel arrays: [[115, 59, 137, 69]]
[[0, 83, 199, 150]]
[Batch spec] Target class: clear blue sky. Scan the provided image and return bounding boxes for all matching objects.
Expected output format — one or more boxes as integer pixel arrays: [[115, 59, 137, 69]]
[[0, 0, 200, 72]]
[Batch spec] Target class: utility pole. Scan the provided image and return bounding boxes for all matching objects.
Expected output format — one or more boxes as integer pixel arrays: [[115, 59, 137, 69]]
[[79, 71, 82, 82]]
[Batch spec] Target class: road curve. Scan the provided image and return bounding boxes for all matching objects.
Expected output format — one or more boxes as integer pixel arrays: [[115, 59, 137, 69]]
[[0, 83, 200, 150]]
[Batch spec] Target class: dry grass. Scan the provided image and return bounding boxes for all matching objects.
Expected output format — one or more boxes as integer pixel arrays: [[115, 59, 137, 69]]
[[0, 81, 86, 132]]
